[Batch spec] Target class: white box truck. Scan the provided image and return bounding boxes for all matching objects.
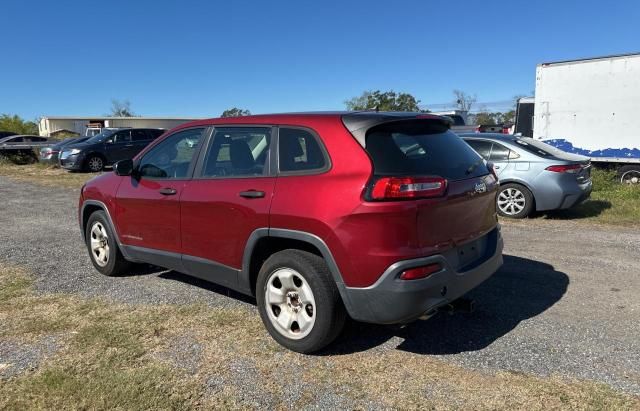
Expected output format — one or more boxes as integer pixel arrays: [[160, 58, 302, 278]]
[[516, 53, 640, 184]]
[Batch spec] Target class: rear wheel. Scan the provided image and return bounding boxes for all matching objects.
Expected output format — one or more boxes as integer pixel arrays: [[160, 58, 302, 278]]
[[618, 165, 640, 185], [85, 155, 104, 172], [497, 183, 534, 218], [256, 249, 346, 353], [85, 211, 131, 276]]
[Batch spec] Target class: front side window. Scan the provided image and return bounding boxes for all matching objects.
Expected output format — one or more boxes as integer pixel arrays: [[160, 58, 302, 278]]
[[278, 128, 326, 172], [138, 128, 205, 179], [112, 130, 131, 143], [202, 127, 271, 177]]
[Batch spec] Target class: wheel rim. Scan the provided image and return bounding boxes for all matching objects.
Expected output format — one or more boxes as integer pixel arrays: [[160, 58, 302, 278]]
[[265, 268, 316, 340], [621, 170, 640, 185], [90, 222, 110, 267], [497, 188, 526, 215], [88, 157, 103, 172]]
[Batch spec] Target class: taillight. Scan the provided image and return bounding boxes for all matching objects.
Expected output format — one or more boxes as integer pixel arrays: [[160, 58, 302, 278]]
[[400, 263, 442, 280], [545, 164, 582, 174], [370, 176, 447, 200]]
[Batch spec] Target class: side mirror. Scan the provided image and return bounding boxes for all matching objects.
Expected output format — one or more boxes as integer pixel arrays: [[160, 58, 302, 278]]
[[105, 138, 113, 144], [114, 159, 134, 176]]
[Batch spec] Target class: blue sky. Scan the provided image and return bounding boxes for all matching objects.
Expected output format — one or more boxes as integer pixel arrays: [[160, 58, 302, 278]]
[[1, 0, 639, 120]]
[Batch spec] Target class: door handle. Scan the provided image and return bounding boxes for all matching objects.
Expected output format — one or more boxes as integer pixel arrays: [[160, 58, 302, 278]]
[[493, 165, 501, 169], [159, 187, 177, 196], [239, 190, 265, 199]]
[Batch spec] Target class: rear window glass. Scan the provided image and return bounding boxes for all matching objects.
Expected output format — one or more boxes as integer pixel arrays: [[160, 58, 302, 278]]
[[513, 137, 566, 157], [365, 121, 487, 180]]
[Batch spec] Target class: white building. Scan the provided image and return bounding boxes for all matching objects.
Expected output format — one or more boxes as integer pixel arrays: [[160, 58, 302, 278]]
[[38, 116, 202, 137]]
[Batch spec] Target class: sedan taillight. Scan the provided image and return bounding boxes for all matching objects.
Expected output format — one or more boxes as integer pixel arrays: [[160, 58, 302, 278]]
[[545, 164, 582, 174]]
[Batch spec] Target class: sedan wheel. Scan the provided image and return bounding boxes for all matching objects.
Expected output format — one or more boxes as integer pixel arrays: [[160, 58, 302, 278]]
[[496, 183, 534, 218], [498, 188, 526, 216], [89, 221, 110, 267], [265, 267, 316, 340]]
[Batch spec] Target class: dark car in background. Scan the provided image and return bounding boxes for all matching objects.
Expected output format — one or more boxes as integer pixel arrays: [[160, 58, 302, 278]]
[[60, 128, 165, 172], [40, 137, 90, 165], [0, 135, 49, 161], [0, 131, 18, 139]]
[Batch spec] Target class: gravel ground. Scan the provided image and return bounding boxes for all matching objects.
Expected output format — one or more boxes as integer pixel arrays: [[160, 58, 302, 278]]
[[0, 176, 639, 396]]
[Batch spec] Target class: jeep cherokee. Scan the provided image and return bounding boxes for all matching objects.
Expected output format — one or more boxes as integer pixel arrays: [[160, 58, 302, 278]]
[[78, 112, 503, 353]]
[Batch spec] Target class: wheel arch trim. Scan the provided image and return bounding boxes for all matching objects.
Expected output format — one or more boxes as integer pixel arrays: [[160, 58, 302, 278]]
[[240, 228, 357, 315], [80, 200, 131, 260]]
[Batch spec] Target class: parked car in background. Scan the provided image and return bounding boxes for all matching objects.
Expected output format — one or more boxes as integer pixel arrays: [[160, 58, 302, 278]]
[[460, 133, 593, 218], [79, 112, 503, 352], [0, 135, 49, 161], [60, 128, 165, 172], [40, 137, 90, 165]]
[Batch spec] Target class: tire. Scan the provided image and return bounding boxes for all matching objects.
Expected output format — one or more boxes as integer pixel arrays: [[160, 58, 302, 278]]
[[618, 165, 640, 185], [496, 183, 534, 218], [85, 155, 104, 172], [256, 249, 346, 353], [85, 211, 131, 276]]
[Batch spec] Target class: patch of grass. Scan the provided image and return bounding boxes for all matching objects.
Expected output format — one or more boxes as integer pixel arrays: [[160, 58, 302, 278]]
[[540, 168, 640, 226], [0, 262, 638, 409], [0, 161, 99, 189]]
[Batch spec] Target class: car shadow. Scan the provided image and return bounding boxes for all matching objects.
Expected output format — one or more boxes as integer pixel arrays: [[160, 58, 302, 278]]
[[535, 199, 611, 220], [322, 254, 569, 355], [122, 254, 568, 356]]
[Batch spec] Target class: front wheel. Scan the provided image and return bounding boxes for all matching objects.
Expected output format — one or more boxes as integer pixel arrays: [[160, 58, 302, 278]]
[[85, 156, 104, 172], [85, 211, 131, 276], [496, 183, 534, 218], [256, 250, 346, 353]]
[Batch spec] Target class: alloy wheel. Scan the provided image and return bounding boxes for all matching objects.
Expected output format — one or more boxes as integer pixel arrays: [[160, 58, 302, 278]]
[[265, 268, 316, 340], [90, 222, 110, 267], [498, 187, 526, 216], [88, 157, 103, 172]]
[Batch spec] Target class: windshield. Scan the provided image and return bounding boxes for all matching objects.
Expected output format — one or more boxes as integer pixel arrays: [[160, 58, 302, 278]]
[[84, 129, 117, 144]]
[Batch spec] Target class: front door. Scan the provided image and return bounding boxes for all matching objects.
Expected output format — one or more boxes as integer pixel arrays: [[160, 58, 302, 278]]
[[180, 126, 275, 287], [114, 127, 207, 261]]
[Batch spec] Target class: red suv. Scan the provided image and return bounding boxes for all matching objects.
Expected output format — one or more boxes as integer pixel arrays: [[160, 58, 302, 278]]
[[79, 112, 503, 353]]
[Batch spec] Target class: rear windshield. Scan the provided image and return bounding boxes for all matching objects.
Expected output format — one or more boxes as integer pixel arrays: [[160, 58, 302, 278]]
[[513, 137, 567, 157], [365, 120, 487, 180]]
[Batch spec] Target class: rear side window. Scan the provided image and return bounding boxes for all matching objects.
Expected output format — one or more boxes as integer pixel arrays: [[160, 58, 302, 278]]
[[465, 139, 492, 160], [489, 143, 510, 161], [131, 129, 149, 141], [278, 128, 326, 173], [202, 127, 271, 177], [365, 120, 486, 180]]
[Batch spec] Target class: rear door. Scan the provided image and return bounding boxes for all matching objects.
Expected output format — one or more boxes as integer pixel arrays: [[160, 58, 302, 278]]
[[364, 120, 499, 248], [179, 126, 276, 287]]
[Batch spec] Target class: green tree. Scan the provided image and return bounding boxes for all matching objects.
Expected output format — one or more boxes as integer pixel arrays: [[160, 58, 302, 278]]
[[220, 108, 252, 117], [345, 90, 422, 112], [0, 114, 38, 135], [109, 99, 135, 117], [472, 112, 497, 125]]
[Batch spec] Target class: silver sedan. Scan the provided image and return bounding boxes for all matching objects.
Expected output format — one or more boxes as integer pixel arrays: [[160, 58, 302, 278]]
[[460, 133, 593, 218]]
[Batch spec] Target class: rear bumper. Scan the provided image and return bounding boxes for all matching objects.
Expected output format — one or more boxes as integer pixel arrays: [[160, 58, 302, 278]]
[[558, 180, 592, 209], [342, 227, 503, 324]]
